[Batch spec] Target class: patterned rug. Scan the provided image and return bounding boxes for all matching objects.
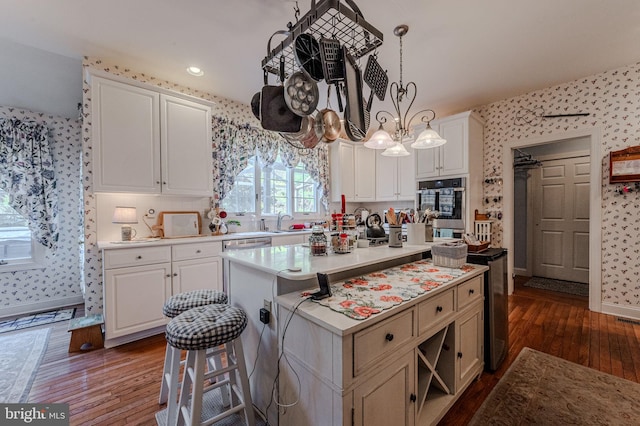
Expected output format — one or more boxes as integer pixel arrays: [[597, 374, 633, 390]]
[[304, 260, 478, 320], [0, 308, 75, 334], [0, 328, 50, 402], [523, 276, 589, 297], [470, 347, 640, 425]]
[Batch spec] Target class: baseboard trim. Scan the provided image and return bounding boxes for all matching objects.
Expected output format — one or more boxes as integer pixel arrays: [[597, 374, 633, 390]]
[[600, 302, 640, 322], [513, 268, 529, 277], [0, 296, 85, 320]]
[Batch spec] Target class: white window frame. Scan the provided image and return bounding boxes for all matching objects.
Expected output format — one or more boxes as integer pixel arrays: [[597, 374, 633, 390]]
[[221, 155, 320, 219], [0, 191, 47, 272]]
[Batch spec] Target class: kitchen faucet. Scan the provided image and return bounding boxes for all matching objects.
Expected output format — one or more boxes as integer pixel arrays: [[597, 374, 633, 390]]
[[277, 212, 293, 231]]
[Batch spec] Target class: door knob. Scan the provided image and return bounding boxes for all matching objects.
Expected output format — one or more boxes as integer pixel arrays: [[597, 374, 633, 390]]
[[436, 305, 443, 312], [385, 333, 394, 341]]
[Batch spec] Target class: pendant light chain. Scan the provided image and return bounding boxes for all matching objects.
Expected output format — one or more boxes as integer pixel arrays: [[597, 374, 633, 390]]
[[398, 31, 405, 101]]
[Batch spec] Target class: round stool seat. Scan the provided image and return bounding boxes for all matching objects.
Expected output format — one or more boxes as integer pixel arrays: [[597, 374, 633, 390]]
[[166, 304, 247, 351], [162, 289, 228, 318]]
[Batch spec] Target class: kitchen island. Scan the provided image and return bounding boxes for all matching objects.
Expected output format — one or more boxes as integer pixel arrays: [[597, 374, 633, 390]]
[[220, 241, 480, 425]]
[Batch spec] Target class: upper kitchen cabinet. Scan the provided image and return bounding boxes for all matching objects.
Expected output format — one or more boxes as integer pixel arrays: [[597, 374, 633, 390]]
[[91, 75, 213, 195], [415, 111, 484, 180], [376, 141, 416, 201], [330, 141, 376, 202]]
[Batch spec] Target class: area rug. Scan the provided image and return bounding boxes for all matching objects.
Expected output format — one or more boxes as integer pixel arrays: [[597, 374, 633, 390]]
[[469, 347, 640, 425], [0, 328, 50, 403], [0, 307, 75, 334], [523, 276, 589, 297]]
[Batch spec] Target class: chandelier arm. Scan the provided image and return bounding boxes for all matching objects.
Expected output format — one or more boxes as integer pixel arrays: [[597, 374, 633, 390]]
[[400, 82, 418, 137], [375, 110, 395, 125], [406, 108, 437, 130], [388, 81, 403, 123]]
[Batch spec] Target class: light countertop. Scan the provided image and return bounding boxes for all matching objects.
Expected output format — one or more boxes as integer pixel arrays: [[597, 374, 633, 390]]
[[220, 241, 449, 280]]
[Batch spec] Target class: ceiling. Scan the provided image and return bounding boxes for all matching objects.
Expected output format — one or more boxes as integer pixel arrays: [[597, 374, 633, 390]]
[[1, 0, 640, 120]]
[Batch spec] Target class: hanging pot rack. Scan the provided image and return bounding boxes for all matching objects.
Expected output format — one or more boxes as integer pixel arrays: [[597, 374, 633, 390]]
[[261, 0, 384, 79]]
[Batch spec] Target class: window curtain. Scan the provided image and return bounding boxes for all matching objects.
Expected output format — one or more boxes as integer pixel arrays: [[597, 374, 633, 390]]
[[213, 116, 330, 209], [0, 118, 58, 250]]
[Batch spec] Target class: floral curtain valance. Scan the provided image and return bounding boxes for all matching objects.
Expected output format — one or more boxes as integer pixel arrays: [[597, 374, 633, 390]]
[[213, 116, 330, 209], [0, 118, 58, 250]]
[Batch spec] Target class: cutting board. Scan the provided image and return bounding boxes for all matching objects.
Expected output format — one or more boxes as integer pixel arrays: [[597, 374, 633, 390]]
[[155, 211, 202, 238]]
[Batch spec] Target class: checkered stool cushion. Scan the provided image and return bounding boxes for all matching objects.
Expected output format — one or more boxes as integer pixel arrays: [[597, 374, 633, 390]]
[[162, 289, 228, 318], [165, 304, 247, 351]]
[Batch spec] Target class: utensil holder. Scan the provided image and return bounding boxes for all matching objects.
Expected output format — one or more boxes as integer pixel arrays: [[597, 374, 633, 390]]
[[389, 225, 403, 248], [406, 223, 425, 245], [425, 224, 434, 242]]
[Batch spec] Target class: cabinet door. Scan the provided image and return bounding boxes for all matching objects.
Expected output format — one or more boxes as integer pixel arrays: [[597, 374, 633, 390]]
[[375, 150, 398, 201], [354, 145, 376, 201], [92, 76, 161, 193], [160, 95, 213, 196], [439, 119, 467, 176], [456, 302, 483, 390], [353, 351, 415, 426], [104, 262, 171, 339], [397, 142, 416, 200], [415, 146, 439, 179], [331, 142, 355, 201], [172, 257, 222, 293]]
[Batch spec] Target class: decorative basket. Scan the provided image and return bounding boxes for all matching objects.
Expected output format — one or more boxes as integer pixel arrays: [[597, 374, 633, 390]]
[[466, 241, 490, 253], [431, 242, 468, 268]]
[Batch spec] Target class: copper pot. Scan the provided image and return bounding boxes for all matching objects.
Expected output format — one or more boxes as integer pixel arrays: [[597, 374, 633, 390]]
[[315, 108, 341, 143]]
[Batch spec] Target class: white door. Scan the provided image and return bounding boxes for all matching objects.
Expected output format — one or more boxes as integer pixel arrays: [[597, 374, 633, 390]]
[[354, 145, 376, 201], [532, 156, 590, 283], [172, 257, 222, 294]]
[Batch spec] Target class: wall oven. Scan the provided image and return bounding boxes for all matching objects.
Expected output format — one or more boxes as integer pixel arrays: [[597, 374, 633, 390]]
[[417, 177, 466, 234]]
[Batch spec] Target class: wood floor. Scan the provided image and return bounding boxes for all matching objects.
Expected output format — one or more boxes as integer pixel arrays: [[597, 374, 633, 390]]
[[21, 277, 640, 426]]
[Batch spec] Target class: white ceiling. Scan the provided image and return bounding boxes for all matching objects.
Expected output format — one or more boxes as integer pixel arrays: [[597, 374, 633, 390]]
[[1, 0, 640, 120]]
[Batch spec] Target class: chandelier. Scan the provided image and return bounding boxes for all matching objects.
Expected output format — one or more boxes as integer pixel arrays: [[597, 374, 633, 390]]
[[364, 24, 446, 157]]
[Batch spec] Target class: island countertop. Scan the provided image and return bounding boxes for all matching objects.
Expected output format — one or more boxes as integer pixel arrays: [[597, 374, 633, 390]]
[[220, 241, 448, 280]]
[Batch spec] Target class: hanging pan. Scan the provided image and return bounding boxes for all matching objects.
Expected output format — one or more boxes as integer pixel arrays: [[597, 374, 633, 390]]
[[284, 71, 319, 117], [294, 33, 324, 82], [342, 46, 366, 141]]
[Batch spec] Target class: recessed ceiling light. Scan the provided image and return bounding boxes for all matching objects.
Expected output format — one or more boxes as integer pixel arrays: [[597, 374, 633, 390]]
[[186, 66, 204, 76]]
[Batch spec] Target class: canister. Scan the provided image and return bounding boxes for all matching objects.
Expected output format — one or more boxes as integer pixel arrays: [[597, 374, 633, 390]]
[[389, 225, 403, 248]]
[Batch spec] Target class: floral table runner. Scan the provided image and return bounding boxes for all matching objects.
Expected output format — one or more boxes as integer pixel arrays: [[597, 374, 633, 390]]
[[303, 260, 477, 320]]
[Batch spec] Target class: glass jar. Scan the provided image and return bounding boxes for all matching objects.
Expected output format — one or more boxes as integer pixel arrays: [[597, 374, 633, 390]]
[[309, 225, 327, 256]]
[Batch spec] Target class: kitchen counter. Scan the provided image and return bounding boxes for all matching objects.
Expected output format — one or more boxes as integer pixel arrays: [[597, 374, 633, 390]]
[[97, 229, 312, 249]]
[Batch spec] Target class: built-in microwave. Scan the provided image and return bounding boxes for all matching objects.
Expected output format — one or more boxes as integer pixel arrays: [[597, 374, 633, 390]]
[[417, 177, 466, 233]]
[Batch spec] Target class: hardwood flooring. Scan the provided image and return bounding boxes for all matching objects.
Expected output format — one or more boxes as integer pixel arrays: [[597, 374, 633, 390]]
[[22, 276, 640, 425]]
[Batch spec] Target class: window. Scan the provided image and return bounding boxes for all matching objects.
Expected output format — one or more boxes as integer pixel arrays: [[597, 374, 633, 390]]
[[0, 190, 44, 269], [221, 155, 319, 216]]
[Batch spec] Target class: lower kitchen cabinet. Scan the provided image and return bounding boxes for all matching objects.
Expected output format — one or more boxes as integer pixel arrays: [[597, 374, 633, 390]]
[[101, 240, 223, 347], [353, 350, 415, 426], [277, 267, 486, 426]]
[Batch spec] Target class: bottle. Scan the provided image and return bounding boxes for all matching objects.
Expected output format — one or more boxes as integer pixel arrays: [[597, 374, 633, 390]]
[[309, 225, 327, 256]]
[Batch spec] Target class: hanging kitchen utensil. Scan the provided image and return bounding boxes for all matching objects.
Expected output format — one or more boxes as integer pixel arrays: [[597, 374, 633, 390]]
[[280, 115, 313, 143], [316, 109, 341, 143], [251, 92, 261, 120], [284, 71, 319, 116], [260, 85, 303, 132], [294, 33, 324, 81], [319, 36, 344, 112], [300, 114, 321, 149], [342, 46, 367, 141], [363, 54, 388, 101]]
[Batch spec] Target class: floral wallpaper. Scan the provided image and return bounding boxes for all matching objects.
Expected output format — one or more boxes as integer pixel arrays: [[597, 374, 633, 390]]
[[476, 61, 640, 309], [0, 106, 83, 314]]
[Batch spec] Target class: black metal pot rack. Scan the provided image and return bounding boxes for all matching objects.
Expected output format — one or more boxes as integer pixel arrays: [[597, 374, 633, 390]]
[[261, 0, 384, 79]]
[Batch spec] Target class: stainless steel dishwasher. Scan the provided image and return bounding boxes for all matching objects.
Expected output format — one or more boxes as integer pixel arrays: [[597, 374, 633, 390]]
[[222, 236, 272, 251]]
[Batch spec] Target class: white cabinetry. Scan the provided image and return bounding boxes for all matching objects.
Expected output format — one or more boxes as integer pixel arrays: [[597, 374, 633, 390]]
[[102, 240, 223, 347], [415, 111, 483, 179], [278, 268, 486, 426], [330, 141, 376, 202], [271, 233, 306, 246], [91, 75, 213, 195], [376, 141, 416, 201]]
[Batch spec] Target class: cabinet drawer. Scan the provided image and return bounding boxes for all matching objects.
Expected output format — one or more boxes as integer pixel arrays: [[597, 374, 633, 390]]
[[172, 241, 222, 261], [353, 309, 414, 376], [458, 275, 483, 310], [103, 246, 171, 269], [417, 288, 455, 335]]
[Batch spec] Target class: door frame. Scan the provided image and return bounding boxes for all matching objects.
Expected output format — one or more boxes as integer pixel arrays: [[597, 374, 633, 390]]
[[502, 128, 602, 312]]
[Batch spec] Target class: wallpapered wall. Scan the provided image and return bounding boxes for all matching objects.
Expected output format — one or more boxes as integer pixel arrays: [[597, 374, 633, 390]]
[[0, 106, 83, 315], [81, 57, 260, 313], [476, 61, 640, 310]]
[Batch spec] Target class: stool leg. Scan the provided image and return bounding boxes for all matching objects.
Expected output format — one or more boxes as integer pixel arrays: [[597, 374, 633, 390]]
[[159, 344, 172, 404], [207, 350, 231, 407], [177, 349, 206, 426], [164, 346, 182, 425], [232, 338, 255, 426]]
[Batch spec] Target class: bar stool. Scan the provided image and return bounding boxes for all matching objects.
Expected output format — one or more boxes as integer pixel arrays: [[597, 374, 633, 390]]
[[167, 304, 255, 426], [159, 289, 228, 425]]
